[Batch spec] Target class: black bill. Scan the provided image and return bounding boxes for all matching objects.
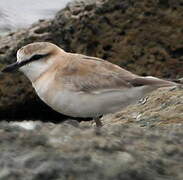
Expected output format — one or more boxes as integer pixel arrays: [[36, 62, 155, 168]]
[[1, 53, 50, 73], [1, 62, 21, 73]]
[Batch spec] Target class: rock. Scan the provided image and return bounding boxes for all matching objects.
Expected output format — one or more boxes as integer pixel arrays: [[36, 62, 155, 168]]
[[103, 86, 183, 127]]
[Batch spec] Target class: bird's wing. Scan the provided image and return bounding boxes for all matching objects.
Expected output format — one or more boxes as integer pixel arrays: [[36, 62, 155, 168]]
[[55, 54, 176, 93], [55, 54, 138, 93]]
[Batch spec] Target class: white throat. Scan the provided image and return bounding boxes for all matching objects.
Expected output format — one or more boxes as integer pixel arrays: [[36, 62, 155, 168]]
[[19, 60, 52, 82]]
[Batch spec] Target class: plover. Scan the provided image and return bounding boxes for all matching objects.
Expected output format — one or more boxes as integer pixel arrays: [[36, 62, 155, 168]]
[[2, 42, 178, 126]]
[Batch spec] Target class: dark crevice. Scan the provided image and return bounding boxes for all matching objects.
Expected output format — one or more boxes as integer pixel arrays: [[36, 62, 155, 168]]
[[158, 0, 170, 8], [118, 30, 126, 36], [103, 45, 112, 51], [0, 98, 91, 123], [169, 48, 183, 58], [86, 41, 99, 54], [100, 16, 113, 26], [102, 53, 109, 59]]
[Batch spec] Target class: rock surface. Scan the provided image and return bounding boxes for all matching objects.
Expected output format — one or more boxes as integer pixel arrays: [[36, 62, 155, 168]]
[[0, 87, 183, 180], [0, 0, 183, 120]]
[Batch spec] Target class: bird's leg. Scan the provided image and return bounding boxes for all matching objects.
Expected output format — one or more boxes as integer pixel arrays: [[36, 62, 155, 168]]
[[94, 116, 103, 127]]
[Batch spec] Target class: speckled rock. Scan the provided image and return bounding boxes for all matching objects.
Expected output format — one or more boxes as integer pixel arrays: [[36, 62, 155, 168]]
[[103, 86, 183, 127]]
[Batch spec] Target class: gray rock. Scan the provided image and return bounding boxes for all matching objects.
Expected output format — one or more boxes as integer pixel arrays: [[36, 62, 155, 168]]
[[0, 110, 183, 180]]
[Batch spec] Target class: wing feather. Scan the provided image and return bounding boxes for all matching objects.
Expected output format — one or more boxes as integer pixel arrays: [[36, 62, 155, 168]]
[[55, 54, 138, 93], [55, 54, 176, 93]]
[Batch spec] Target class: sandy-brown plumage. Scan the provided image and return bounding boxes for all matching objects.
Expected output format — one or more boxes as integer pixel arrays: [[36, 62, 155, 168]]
[[54, 53, 176, 93]]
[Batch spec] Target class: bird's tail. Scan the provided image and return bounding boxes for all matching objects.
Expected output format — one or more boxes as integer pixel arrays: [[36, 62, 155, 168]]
[[131, 76, 178, 87]]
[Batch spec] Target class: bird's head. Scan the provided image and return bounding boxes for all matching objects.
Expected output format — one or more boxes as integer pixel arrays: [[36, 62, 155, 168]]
[[2, 42, 65, 81]]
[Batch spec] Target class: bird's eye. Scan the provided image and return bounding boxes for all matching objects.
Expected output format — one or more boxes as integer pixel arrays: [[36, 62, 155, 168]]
[[30, 54, 46, 61]]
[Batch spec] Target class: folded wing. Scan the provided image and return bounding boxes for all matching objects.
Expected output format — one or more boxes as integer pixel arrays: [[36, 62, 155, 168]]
[[56, 54, 177, 93]]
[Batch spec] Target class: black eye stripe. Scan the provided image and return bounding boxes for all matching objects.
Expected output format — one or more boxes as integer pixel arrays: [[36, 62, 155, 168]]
[[18, 53, 50, 67], [30, 54, 49, 61]]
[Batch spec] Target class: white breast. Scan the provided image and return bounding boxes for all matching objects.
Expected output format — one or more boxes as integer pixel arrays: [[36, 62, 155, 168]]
[[32, 80, 156, 118]]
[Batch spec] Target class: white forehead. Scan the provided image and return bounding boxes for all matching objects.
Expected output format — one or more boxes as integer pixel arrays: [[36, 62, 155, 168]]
[[16, 42, 55, 62], [17, 49, 29, 62], [17, 45, 43, 62]]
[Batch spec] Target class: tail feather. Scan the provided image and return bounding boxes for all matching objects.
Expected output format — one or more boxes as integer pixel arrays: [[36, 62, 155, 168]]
[[131, 76, 178, 87]]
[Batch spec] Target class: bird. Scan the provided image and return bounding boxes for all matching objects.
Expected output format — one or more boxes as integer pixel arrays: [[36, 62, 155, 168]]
[[1, 42, 178, 126]]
